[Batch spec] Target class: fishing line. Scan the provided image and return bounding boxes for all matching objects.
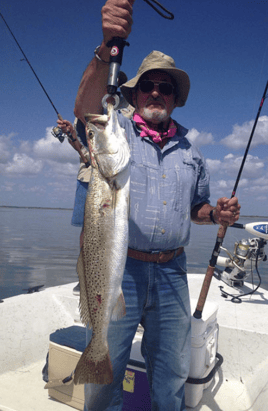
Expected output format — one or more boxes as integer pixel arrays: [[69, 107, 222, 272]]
[[0, 11, 90, 167], [219, 253, 262, 303], [103, 0, 174, 108], [0, 12, 60, 117], [252, 38, 268, 117], [143, 0, 174, 19], [231, 80, 268, 197]]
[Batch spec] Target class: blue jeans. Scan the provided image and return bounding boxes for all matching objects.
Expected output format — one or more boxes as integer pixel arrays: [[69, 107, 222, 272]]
[[84, 252, 191, 411], [71, 180, 88, 227]]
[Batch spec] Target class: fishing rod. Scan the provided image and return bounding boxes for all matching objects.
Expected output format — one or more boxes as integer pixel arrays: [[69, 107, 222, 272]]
[[102, 0, 174, 109], [0, 11, 90, 167], [193, 80, 268, 319]]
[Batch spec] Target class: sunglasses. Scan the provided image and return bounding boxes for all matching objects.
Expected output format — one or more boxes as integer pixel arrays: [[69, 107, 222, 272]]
[[138, 80, 175, 96]]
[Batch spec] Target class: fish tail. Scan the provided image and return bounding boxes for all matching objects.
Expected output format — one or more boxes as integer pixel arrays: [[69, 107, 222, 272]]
[[74, 342, 113, 385]]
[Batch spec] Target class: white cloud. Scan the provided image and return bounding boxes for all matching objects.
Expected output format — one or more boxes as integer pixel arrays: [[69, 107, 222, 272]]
[[206, 159, 221, 173], [0, 126, 81, 207], [256, 196, 267, 201], [1, 127, 80, 178], [206, 154, 265, 179], [19, 140, 32, 154], [218, 180, 229, 189], [0, 133, 16, 164], [220, 115, 268, 149], [219, 178, 248, 191], [46, 160, 78, 177], [236, 178, 249, 188], [0, 182, 16, 192], [187, 128, 214, 146], [33, 127, 78, 162], [222, 154, 264, 178], [209, 179, 234, 202], [17, 184, 46, 194], [48, 181, 75, 192], [5, 153, 43, 175], [243, 174, 268, 195], [1, 120, 267, 213]]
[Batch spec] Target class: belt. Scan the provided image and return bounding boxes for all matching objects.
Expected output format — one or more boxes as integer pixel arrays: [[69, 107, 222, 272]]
[[127, 247, 184, 264]]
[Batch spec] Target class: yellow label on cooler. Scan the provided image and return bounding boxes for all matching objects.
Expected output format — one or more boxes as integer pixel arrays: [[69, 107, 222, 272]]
[[123, 370, 135, 393]]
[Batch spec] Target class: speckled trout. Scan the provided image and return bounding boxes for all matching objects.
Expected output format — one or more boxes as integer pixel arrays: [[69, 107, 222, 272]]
[[74, 105, 130, 385]]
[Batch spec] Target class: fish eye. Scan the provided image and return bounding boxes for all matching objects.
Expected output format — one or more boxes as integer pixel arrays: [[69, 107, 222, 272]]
[[87, 130, 94, 138]]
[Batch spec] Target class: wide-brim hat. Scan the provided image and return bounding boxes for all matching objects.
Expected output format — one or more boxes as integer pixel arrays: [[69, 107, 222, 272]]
[[120, 50, 190, 107]]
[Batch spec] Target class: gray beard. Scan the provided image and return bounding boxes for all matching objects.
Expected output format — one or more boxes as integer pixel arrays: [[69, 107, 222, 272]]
[[143, 107, 168, 123]]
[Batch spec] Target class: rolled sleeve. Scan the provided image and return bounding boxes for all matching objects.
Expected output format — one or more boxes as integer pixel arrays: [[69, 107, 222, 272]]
[[191, 155, 210, 209]]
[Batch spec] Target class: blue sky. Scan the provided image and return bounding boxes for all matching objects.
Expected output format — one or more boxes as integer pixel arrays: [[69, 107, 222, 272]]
[[1, 0, 268, 216]]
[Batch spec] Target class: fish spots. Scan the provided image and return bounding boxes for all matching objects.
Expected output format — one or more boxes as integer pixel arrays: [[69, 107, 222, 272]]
[[99, 198, 112, 216], [96, 294, 102, 306], [74, 106, 129, 385], [93, 294, 103, 313]]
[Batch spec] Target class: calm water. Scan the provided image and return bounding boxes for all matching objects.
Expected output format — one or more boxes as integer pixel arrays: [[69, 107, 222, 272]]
[[0, 207, 267, 300]]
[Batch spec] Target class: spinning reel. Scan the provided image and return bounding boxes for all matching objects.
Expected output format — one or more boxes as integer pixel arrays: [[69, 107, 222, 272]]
[[215, 222, 268, 300], [51, 126, 67, 143]]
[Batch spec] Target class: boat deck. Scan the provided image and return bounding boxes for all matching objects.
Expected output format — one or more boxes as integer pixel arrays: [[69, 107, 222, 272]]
[[0, 359, 227, 411], [0, 359, 68, 411], [1, 276, 268, 411]]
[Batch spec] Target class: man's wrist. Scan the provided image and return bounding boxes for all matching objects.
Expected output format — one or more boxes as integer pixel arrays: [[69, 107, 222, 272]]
[[94, 45, 110, 64]]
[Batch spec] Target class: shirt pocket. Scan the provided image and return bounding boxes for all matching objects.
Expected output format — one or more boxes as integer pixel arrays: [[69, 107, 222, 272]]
[[174, 161, 197, 213], [130, 160, 159, 194]]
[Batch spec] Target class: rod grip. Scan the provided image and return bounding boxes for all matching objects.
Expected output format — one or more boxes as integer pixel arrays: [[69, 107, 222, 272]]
[[193, 224, 228, 319], [193, 265, 215, 319]]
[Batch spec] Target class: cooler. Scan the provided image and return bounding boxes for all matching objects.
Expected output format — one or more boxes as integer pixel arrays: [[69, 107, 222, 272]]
[[45, 325, 86, 410], [185, 299, 220, 408], [44, 326, 151, 410], [122, 301, 220, 410], [44, 299, 221, 410], [122, 330, 151, 410]]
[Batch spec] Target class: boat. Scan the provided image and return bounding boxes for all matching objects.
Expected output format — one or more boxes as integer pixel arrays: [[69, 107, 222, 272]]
[[1, 221, 268, 411]]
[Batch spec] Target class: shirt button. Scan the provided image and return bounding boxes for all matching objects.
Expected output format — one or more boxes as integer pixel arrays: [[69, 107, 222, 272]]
[[163, 201, 167, 205], [162, 174, 166, 179], [161, 229, 165, 234]]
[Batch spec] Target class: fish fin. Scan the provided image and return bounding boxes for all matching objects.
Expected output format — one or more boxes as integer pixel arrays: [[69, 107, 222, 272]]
[[74, 344, 113, 385], [111, 292, 126, 321], [77, 251, 92, 328]]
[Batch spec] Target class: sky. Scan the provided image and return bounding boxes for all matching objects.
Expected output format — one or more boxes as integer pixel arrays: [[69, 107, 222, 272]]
[[1, 0, 268, 216]]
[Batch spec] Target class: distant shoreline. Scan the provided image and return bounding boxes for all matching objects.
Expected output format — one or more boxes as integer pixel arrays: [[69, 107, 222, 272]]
[[0, 205, 267, 218], [0, 205, 72, 211]]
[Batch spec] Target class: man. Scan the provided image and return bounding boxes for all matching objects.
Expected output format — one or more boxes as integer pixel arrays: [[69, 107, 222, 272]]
[[74, 1, 240, 410]]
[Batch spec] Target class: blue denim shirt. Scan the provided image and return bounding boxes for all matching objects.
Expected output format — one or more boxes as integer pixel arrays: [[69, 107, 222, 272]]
[[117, 111, 210, 252]]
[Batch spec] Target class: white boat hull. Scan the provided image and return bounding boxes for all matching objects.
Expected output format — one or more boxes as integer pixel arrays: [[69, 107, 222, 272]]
[[1, 274, 268, 411]]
